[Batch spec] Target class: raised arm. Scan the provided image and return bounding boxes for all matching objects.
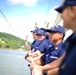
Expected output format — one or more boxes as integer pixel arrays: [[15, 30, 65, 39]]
[[25, 35, 31, 50]]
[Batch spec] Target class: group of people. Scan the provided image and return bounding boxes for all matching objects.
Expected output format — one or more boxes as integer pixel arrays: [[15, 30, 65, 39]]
[[25, 0, 76, 75]]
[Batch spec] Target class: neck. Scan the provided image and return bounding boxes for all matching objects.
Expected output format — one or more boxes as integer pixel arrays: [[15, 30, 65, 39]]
[[71, 19, 76, 32], [53, 40, 62, 46], [72, 25, 76, 33]]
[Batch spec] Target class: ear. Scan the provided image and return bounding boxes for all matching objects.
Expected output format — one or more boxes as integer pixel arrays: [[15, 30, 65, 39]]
[[59, 33, 63, 39], [72, 6, 76, 18]]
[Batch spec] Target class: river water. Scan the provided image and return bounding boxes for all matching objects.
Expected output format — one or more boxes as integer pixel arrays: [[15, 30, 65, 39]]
[[0, 49, 30, 75]]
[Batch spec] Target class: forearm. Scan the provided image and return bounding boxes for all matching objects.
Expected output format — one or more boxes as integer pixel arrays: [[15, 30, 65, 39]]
[[47, 67, 59, 75], [41, 62, 58, 71], [42, 53, 65, 71], [25, 40, 31, 50], [30, 58, 42, 70]]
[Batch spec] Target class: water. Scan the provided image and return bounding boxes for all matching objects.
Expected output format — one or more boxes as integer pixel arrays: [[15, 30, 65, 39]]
[[0, 49, 30, 75]]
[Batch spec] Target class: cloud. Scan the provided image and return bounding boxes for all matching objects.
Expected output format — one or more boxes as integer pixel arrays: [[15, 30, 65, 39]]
[[7, 0, 42, 7], [0, 7, 63, 42], [0, 16, 33, 42], [0, 12, 46, 42], [0, 6, 60, 42]]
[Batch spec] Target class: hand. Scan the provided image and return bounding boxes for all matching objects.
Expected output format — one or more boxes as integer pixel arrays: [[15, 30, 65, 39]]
[[26, 57, 32, 62], [30, 63, 39, 70], [34, 66, 43, 71], [32, 66, 43, 75], [25, 35, 28, 41], [26, 35, 28, 39], [24, 53, 29, 59]]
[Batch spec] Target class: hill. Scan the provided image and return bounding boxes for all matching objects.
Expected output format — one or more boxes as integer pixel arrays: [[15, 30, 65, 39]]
[[0, 32, 31, 50]]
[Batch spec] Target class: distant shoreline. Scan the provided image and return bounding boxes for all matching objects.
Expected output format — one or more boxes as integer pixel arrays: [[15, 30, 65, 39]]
[[0, 48, 28, 51]]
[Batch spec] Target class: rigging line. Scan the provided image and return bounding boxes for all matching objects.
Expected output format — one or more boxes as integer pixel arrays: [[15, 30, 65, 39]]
[[45, 0, 58, 29], [45, 0, 57, 28], [0, 8, 19, 37], [51, 0, 57, 8], [47, 0, 56, 14], [45, 0, 56, 21]]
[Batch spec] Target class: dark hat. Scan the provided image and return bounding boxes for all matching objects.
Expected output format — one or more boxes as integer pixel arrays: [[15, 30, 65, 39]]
[[36, 30, 46, 36], [40, 28, 46, 32], [31, 28, 39, 33], [55, 0, 76, 13], [46, 25, 65, 36]]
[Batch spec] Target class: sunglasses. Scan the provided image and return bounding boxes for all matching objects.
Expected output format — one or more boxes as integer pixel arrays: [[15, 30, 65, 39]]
[[36, 34, 42, 36], [49, 31, 58, 34]]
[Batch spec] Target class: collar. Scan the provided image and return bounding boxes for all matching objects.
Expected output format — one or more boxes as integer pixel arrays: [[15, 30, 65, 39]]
[[55, 42, 63, 50]]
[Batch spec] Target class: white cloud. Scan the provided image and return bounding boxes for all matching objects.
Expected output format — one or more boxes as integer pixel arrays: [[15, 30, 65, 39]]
[[7, 0, 42, 7], [0, 17, 33, 42], [0, 7, 62, 42], [32, 13, 47, 28], [0, 12, 46, 42]]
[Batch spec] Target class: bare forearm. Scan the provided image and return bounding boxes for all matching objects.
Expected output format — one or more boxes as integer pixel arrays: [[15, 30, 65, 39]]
[[47, 67, 59, 75], [42, 53, 65, 71], [25, 41, 31, 50]]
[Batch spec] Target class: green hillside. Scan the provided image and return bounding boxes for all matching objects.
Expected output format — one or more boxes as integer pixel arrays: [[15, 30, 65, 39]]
[[0, 32, 31, 50]]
